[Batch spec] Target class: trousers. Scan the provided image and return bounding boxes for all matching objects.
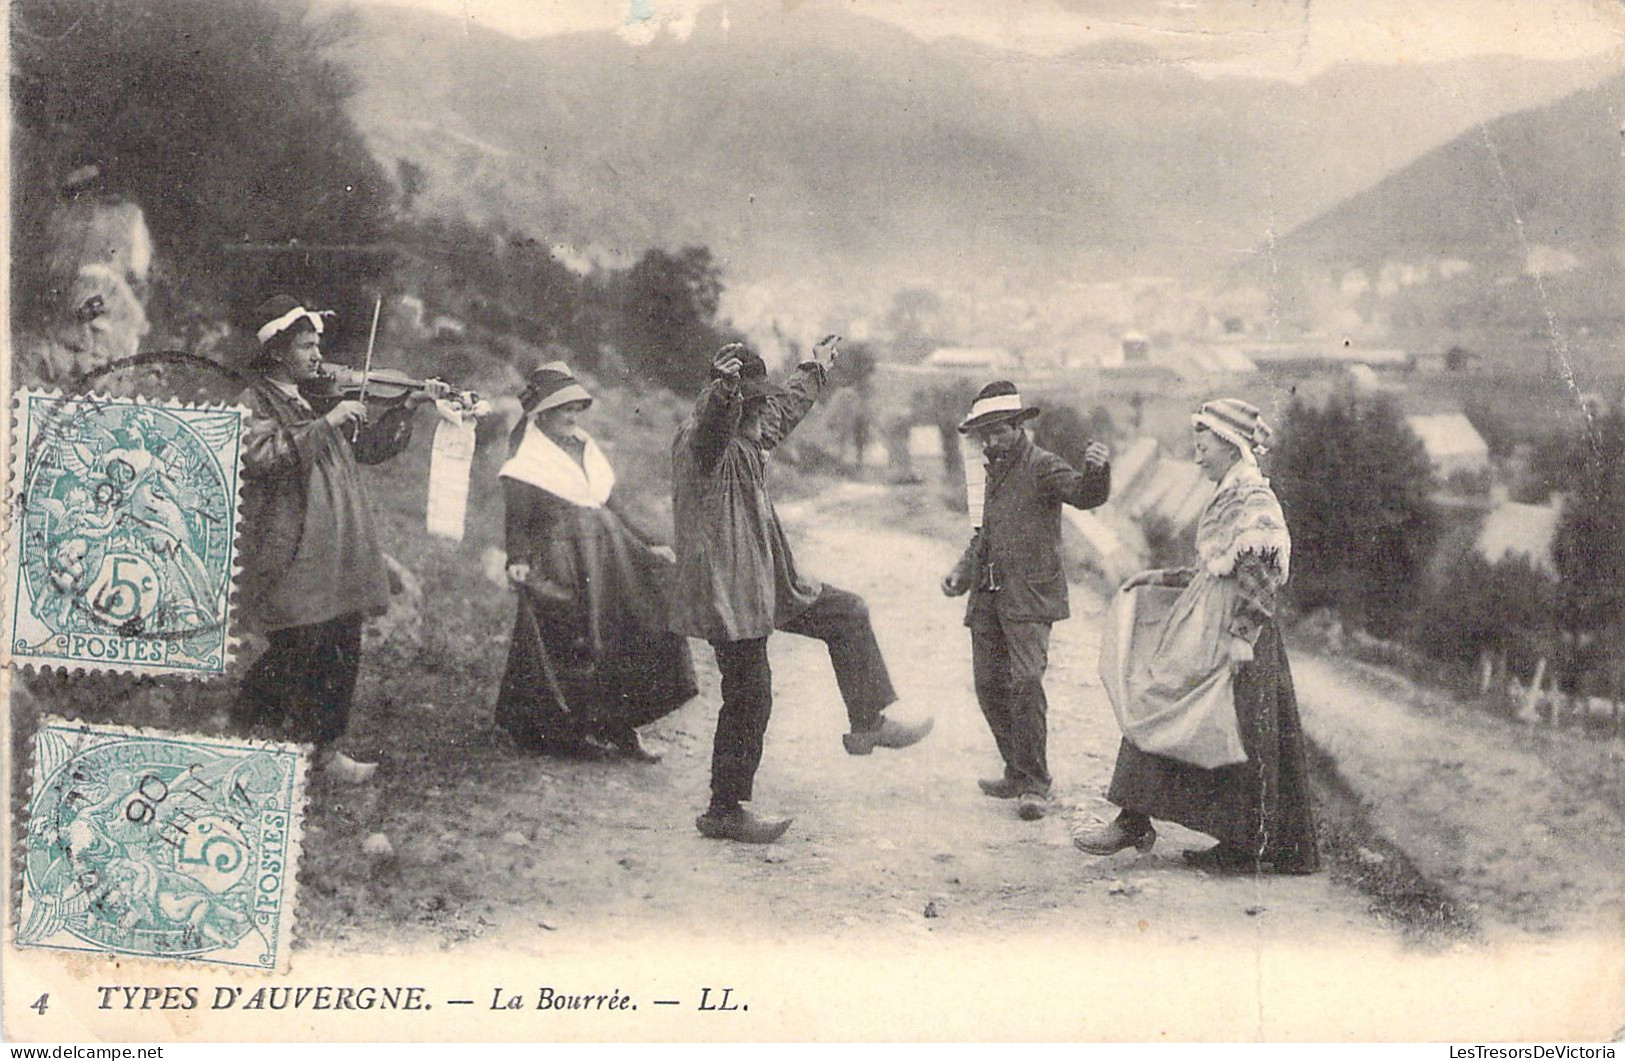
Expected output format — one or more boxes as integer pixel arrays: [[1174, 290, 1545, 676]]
[[708, 585, 897, 804], [237, 612, 365, 746], [970, 612, 1054, 794]]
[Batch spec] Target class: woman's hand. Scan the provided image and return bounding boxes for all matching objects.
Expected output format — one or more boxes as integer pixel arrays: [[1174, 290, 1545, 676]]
[[650, 545, 676, 563], [1119, 569, 1161, 592], [1228, 636, 1254, 668], [505, 562, 530, 588]]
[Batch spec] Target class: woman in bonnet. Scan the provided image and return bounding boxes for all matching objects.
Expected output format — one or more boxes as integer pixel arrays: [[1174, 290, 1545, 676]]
[[1077, 399, 1319, 874], [495, 363, 697, 761]]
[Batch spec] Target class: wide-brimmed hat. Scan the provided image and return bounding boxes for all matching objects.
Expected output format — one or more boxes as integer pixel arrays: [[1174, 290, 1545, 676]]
[[521, 361, 594, 414], [1191, 397, 1272, 463], [958, 380, 1040, 434], [713, 350, 784, 402]]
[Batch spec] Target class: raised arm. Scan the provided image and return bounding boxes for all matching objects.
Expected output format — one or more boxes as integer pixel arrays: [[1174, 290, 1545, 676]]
[[686, 378, 743, 475], [757, 362, 827, 450], [759, 334, 839, 451], [1035, 442, 1112, 510]]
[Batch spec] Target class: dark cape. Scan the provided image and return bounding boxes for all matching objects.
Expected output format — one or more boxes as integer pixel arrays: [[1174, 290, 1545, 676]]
[[495, 431, 696, 749]]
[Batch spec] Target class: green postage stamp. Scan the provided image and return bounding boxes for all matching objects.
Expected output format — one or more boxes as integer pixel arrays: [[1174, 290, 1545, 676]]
[[4, 390, 246, 677], [18, 719, 307, 971]]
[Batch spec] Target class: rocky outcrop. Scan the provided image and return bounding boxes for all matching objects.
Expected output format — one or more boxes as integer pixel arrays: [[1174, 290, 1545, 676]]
[[16, 198, 153, 387]]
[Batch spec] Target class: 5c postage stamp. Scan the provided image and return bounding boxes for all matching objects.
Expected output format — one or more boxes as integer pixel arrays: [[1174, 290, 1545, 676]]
[[18, 718, 307, 972], [3, 391, 246, 677]]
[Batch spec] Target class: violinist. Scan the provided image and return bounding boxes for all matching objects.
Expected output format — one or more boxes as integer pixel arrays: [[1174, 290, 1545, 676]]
[[233, 294, 449, 782]]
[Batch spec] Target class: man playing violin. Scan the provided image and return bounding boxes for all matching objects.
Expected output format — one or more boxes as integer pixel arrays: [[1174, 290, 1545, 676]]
[[233, 294, 449, 782]]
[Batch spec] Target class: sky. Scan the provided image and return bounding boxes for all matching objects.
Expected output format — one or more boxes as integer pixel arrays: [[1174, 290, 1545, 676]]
[[355, 0, 1625, 77]]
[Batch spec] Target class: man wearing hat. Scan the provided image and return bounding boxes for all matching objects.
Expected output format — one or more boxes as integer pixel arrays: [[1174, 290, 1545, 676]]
[[672, 339, 933, 843], [942, 381, 1111, 820], [234, 294, 447, 782]]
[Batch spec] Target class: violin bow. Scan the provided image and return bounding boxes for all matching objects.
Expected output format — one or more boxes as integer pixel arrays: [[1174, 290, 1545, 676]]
[[352, 294, 383, 442]]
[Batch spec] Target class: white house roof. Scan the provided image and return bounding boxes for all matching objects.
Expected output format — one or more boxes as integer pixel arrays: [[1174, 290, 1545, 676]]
[[925, 346, 1014, 369], [1112, 437, 1161, 495], [1346, 364, 1382, 390], [1171, 347, 1258, 377], [1406, 413, 1490, 462], [1476, 501, 1561, 574]]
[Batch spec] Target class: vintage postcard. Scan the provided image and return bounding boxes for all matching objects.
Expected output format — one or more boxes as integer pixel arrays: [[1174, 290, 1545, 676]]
[[4, 0, 1624, 1045]]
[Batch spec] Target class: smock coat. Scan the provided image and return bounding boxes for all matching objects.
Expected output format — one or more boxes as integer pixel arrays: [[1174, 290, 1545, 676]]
[[950, 431, 1111, 626], [670, 363, 826, 641], [235, 379, 415, 632]]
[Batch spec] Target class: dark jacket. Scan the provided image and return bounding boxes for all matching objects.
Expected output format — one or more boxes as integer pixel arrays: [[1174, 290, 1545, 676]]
[[669, 363, 826, 641], [952, 431, 1111, 625]]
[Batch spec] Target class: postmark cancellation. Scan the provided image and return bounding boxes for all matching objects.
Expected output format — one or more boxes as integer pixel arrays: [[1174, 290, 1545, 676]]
[[3, 390, 247, 678], [17, 718, 307, 972]]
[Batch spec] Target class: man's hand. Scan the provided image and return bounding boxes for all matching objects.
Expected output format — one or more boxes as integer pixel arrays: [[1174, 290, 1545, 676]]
[[323, 400, 368, 431], [810, 334, 842, 371], [712, 343, 747, 382], [650, 545, 676, 563], [506, 562, 530, 587], [1084, 441, 1110, 467], [409, 378, 454, 407], [1228, 636, 1254, 669], [941, 569, 971, 597]]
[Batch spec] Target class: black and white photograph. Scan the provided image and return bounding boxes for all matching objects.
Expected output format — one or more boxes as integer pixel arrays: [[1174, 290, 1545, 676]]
[[4, 0, 1624, 1044]]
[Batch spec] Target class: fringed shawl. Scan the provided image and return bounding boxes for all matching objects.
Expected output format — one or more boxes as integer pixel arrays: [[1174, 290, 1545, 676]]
[[1195, 460, 1291, 582], [499, 422, 615, 508]]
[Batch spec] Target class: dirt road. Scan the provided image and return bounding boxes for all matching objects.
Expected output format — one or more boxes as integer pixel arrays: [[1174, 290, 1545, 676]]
[[276, 477, 1625, 1039], [304, 481, 1371, 951]]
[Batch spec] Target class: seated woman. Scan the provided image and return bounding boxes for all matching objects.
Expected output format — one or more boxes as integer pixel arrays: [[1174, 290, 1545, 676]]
[[495, 363, 697, 761], [1077, 398, 1319, 874]]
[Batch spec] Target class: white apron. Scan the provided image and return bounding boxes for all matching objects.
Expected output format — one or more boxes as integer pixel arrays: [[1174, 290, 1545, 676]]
[[1099, 573, 1248, 769]]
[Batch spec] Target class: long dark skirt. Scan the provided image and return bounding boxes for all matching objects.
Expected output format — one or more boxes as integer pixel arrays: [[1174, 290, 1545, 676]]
[[496, 586, 697, 748], [495, 511, 697, 750], [1107, 622, 1320, 873]]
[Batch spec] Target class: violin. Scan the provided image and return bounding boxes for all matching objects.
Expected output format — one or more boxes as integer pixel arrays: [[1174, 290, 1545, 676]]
[[300, 361, 482, 415]]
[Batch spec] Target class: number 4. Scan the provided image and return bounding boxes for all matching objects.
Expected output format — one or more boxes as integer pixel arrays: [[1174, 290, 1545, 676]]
[[30, 993, 48, 1015]]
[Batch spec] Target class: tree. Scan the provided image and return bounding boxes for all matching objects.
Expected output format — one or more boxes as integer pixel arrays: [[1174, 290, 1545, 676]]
[[882, 288, 945, 362], [1272, 395, 1439, 636], [12, 0, 393, 325], [1031, 403, 1097, 473], [1413, 548, 1555, 684], [396, 159, 428, 213], [1552, 406, 1625, 638], [610, 247, 735, 391]]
